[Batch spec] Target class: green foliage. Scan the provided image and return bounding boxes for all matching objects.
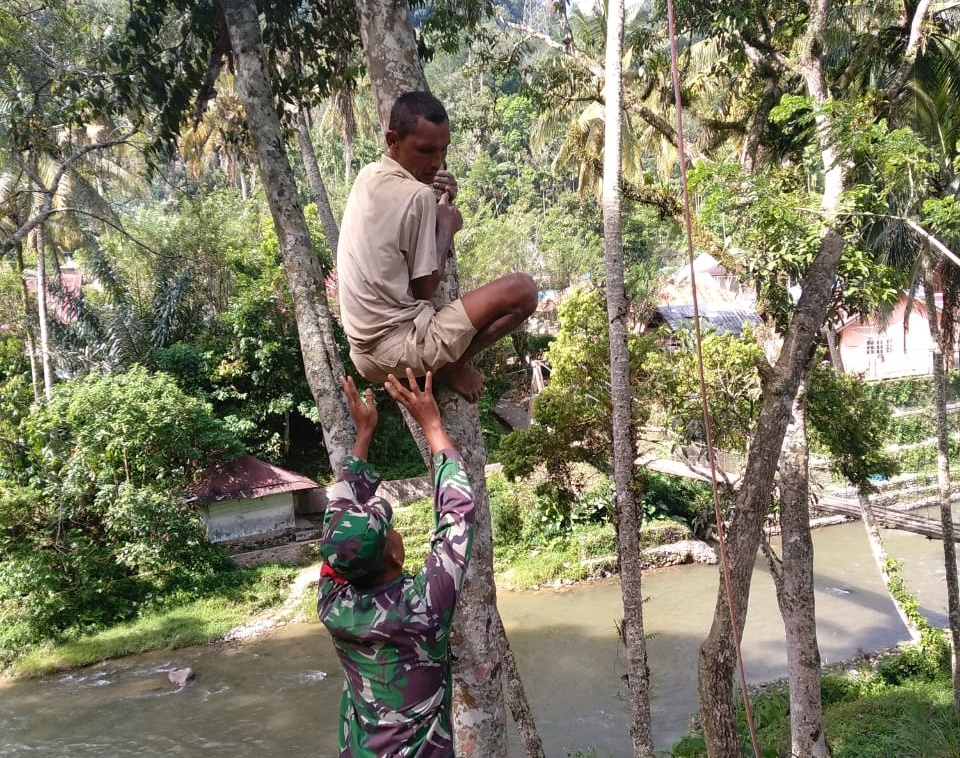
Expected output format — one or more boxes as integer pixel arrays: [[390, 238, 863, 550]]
[[691, 160, 824, 329], [823, 681, 960, 758], [639, 472, 717, 539], [202, 265, 319, 465], [487, 471, 528, 545], [807, 363, 900, 491], [863, 374, 943, 408], [669, 648, 960, 758], [644, 329, 763, 453], [500, 287, 653, 506], [886, 414, 936, 446], [0, 366, 242, 660], [876, 638, 950, 686], [7, 563, 297, 678], [366, 404, 429, 480], [892, 439, 960, 473]]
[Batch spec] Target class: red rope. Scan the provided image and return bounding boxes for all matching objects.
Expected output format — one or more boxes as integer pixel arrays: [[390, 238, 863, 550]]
[[662, 2, 762, 753]]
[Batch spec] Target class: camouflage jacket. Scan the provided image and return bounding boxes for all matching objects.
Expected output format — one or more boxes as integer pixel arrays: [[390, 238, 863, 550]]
[[318, 449, 475, 758]]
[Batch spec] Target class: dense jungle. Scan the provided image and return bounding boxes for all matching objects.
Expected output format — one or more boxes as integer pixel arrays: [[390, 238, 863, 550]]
[[2, 0, 960, 756]]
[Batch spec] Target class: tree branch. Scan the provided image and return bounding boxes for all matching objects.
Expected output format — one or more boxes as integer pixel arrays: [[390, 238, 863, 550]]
[[1, 129, 138, 256]]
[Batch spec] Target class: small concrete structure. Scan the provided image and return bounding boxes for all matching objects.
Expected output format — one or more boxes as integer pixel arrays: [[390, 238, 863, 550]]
[[190, 455, 318, 544]]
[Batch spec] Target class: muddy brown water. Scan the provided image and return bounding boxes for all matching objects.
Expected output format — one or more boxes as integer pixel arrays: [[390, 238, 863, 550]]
[[1, 520, 954, 757]]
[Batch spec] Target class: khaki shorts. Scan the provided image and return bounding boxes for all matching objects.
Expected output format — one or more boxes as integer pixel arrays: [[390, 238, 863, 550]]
[[349, 300, 477, 382]]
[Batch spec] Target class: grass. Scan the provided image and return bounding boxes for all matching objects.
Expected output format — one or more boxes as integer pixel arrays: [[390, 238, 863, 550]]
[[667, 652, 960, 758], [390, 483, 619, 589], [6, 564, 297, 680]]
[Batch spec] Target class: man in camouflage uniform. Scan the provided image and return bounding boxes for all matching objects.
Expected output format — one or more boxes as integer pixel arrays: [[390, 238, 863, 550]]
[[318, 369, 475, 758]]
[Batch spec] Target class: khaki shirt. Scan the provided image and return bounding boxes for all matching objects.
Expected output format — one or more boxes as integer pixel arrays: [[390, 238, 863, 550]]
[[337, 156, 439, 352]]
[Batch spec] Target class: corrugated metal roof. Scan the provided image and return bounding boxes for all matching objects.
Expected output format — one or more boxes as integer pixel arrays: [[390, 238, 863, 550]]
[[653, 305, 763, 336], [190, 455, 318, 503]]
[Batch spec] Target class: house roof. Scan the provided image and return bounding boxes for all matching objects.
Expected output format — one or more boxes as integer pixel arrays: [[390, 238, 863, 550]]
[[835, 290, 938, 333], [190, 455, 318, 503], [651, 305, 763, 336], [659, 253, 746, 305]]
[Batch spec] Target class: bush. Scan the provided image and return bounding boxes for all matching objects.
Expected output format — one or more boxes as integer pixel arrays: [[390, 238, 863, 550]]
[[877, 637, 951, 685], [886, 414, 936, 446], [0, 367, 242, 657], [488, 472, 526, 546], [864, 376, 937, 408], [640, 472, 717, 538]]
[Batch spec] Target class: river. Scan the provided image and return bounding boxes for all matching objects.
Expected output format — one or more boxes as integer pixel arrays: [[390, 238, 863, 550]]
[[1, 520, 954, 758]]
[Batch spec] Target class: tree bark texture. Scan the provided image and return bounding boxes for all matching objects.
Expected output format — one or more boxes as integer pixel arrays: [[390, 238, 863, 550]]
[[699, 0, 851, 752], [437, 395, 507, 758], [220, 0, 354, 472], [353, 0, 427, 129], [697, 230, 846, 757], [603, 0, 655, 755], [14, 244, 42, 402], [352, 3, 542, 754], [296, 110, 340, 257], [776, 369, 831, 758], [856, 488, 923, 641], [30, 193, 53, 400], [922, 250, 960, 714]]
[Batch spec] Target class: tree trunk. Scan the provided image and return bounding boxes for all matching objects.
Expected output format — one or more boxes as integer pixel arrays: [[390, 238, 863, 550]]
[[295, 110, 340, 257], [354, 0, 426, 127], [922, 249, 960, 713], [437, 399, 508, 757], [337, 85, 358, 179], [14, 243, 42, 402], [31, 201, 53, 400], [856, 490, 923, 641], [219, 0, 354, 472], [603, 1, 655, 755], [697, 240, 846, 756], [353, 2, 543, 755], [776, 366, 831, 758], [698, 0, 852, 751]]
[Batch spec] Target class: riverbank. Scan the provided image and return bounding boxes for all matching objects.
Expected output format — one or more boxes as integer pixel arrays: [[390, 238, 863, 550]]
[[4, 517, 955, 758]]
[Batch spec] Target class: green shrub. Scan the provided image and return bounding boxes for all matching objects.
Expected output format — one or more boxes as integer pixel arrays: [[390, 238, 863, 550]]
[[571, 476, 614, 525], [877, 637, 950, 685], [639, 472, 717, 538], [864, 376, 937, 408], [887, 414, 936, 446], [0, 367, 241, 657], [488, 472, 526, 546]]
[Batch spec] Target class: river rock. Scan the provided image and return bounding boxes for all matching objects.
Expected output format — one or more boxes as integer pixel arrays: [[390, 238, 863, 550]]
[[168, 668, 196, 688], [640, 539, 717, 569]]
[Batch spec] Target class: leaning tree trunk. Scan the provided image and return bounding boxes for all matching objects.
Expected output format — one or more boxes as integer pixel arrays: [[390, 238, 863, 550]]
[[775, 364, 831, 758], [922, 249, 960, 713], [696, 212, 847, 753], [219, 0, 354, 472], [603, 0, 655, 754], [353, 1, 543, 755], [698, 0, 851, 751], [855, 491, 923, 642], [296, 109, 340, 257]]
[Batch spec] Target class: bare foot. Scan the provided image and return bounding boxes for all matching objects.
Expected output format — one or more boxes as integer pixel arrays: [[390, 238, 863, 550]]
[[436, 361, 484, 403]]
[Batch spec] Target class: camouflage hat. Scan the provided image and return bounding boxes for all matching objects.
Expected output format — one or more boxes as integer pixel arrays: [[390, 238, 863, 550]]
[[320, 492, 393, 582]]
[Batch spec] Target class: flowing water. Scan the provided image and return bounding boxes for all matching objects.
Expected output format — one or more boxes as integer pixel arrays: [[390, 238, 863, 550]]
[[1, 520, 955, 758]]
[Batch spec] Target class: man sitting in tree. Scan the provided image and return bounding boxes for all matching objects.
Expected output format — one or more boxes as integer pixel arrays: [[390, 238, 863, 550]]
[[318, 369, 474, 757], [336, 90, 538, 403]]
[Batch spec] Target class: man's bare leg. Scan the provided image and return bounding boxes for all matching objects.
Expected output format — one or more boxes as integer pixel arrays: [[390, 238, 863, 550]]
[[460, 273, 538, 353], [432, 273, 537, 403]]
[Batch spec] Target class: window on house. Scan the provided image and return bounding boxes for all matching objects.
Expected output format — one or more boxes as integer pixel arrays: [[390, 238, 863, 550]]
[[866, 337, 894, 355]]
